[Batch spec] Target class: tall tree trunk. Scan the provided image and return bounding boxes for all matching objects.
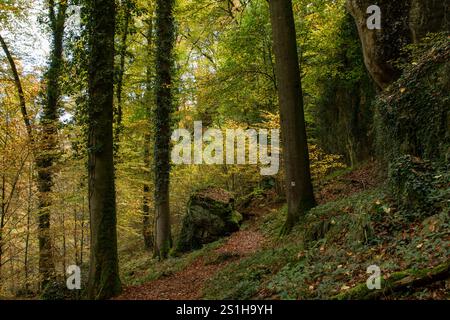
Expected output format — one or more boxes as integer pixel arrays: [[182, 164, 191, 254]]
[[268, 0, 316, 234], [114, 0, 131, 156], [143, 13, 154, 251], [87, 0, 122, 299], [153, 0, 175, 259], [35, 0, 68, 291]]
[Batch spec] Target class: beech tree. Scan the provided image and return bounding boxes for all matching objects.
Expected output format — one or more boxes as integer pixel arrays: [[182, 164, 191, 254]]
[[143, 10, 155, 251], [268, 0, 316, 233], [35, 0, 68, 291], [114, 0, 133, 156], [86, 0, 122, 299], [153, 0, 175, 259]]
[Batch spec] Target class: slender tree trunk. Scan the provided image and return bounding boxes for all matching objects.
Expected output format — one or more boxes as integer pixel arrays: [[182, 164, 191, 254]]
[[268, 0, 316, 234], [74, 208, 78, 265], [153, 0, 175, 259], [80, 197, 85, 267], [142, 13, 154, 251], [0, 34, 32, 138], [114, 1, 131, 156], [24, 163, 32, 292], [142, 172, 153, 250], [87, 0, 122, 299], [2, 28, 60, 290], [0, 34, 20, 287], [9, 246, 15, 292], [61, 210, 66, 275], [0, 174, 5, 281]]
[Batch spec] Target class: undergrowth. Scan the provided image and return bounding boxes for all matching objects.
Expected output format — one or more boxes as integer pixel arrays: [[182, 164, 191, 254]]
[[202, 165, 449, 299]]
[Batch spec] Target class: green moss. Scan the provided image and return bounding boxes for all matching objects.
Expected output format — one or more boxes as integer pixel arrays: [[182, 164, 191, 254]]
[[332, 261, 450, 300], [375, 33, 450, 164], [176, 188, 240, 253], [230, 211, 243, 225]]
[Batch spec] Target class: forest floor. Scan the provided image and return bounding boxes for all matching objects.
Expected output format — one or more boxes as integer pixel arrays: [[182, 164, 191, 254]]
[[117, 161, 449, 300], [116, 200, 276, 300], [116, 162, 381, 300]]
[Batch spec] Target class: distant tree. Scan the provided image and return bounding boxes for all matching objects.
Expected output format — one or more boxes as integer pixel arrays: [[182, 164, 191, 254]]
[[1, 0, 68, 292], [114, 0, 133, 156], [268, 0, 316, 233], [153, 0, 175, 259], [86, 0, 122, 299], [143, 10, 155, 251]]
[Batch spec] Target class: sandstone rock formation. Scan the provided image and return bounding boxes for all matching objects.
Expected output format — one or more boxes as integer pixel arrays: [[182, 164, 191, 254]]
[[346, 0, 449, 89], [176, 187, 242, 253]]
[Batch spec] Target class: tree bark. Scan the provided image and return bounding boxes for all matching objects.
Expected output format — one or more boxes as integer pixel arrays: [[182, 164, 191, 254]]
[[153, 0, 175, 259], [268, 0, 316, 234], [35, 0, 68, 291], [24, 163, 33, 292], [114, 0, 132, 156], [143, 13, 154, 251], [87, 0, 122, 299]]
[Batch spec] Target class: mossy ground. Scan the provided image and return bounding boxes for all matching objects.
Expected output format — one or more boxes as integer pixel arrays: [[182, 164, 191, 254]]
[[202, 165, 450, 300], [119, 162, 449, 300]]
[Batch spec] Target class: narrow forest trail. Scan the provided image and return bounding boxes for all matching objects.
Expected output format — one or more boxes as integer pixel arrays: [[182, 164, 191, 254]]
[[116, 204, 273, 300], [116, 164, 379, 300]]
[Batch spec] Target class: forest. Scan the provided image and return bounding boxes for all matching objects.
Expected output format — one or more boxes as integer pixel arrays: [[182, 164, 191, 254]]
[[0, 0, 449, 301]]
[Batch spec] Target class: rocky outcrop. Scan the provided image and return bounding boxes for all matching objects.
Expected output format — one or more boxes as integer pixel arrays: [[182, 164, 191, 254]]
[[175, 187, 242, 253], [374, 35, 450, 163], [346, 0, 449, 89]]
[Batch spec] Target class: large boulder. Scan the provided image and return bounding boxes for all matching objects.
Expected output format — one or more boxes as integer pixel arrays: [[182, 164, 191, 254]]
[[346, 0, 450, 89], [176, 187, 242, 253]]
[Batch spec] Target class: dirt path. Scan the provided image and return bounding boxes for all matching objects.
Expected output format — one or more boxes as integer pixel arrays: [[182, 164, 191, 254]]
[[116, 208, 269, 300]]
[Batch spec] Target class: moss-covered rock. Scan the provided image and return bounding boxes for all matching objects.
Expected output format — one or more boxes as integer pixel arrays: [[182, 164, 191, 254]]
[[175, 187, 242, 253], [374, 34, 450, 164]]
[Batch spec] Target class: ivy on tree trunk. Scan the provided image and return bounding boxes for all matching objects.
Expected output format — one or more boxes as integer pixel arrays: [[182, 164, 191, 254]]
[[86, 0, 122, 300], [153, 0, 175, 259]]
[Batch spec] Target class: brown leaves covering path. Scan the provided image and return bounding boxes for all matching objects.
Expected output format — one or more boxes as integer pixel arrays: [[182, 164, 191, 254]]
[[316, 162, 382, 204], [116, 222, 266, 300]]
